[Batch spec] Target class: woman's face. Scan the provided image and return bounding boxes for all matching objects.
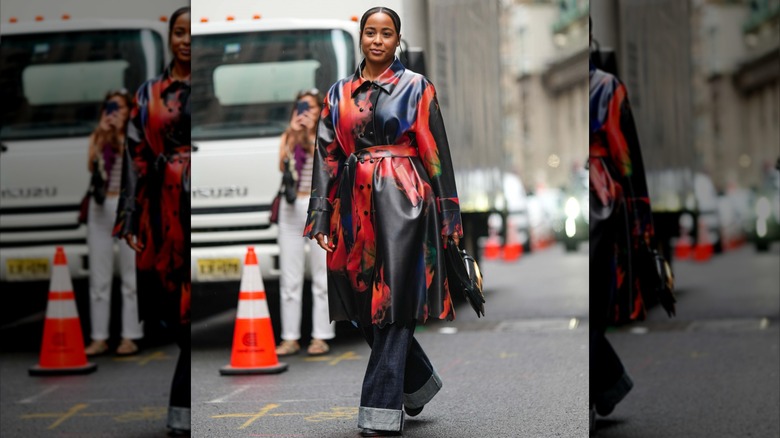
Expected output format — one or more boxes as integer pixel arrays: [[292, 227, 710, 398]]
[[361, 12, 399, 67], [169, 12, 191, 64]]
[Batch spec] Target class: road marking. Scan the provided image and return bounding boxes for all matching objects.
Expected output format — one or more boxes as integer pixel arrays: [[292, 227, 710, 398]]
[[568, 318, 579, 329], [114, 406, 167, 422], [208, 385, 252, 403], [19, 385, 60, 404], [303, 351, 361, 366], [211, 404, 360, 429], [21, 403, 89, 429], [213, 403, 284, 429], [304, 407, 358, 422], [114, 350, 171, 366], [498, 352, 518, 359]]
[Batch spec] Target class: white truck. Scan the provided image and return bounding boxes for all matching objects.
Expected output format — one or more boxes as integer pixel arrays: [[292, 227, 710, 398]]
[[189, 0, 428, 283], [0, 2, 181, 285]]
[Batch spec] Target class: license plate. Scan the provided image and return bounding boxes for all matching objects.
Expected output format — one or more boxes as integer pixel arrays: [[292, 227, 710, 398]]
[[197, 258, 242, 281], [6, 258, 51, 281]]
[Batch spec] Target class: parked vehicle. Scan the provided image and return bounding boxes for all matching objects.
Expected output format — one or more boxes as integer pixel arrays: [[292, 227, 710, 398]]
[[190, 0, 510, 281], [750, 167, 780, 251], [559, 169, 589, 252], [0, 11, 170, 283]]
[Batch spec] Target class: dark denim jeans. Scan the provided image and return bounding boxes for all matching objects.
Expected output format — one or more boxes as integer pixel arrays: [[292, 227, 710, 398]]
[[167, 322, 190, 431], [357, 321, 442, 432]]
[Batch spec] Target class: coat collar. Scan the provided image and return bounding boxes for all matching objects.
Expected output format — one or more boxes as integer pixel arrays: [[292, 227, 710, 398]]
[[350, 57, 405, 96]]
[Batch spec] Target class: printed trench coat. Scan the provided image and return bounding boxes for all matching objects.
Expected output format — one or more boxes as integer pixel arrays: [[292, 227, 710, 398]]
[[589, 63, 657, 326], [114, 64, 191, 327], [304, 58, 463, 328]]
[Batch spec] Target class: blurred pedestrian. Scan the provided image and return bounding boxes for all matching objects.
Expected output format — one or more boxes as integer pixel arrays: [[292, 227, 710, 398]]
[[84, 89, 143, 357], [275, 90, 335, 357], [304, 7, 463, 437], [589, 16, 675, 433], [114, 6, 191, 436]]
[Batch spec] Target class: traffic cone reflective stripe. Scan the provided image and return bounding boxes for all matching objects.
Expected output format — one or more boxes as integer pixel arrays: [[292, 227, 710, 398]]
[[30, 247, 96, 376], [693, 219, 713, 262], [220, 247, 287, 375]]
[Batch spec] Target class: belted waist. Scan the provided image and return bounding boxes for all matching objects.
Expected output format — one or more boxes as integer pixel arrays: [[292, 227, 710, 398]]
[[153, 146, 190, 173], [349, 145, 418, 164]]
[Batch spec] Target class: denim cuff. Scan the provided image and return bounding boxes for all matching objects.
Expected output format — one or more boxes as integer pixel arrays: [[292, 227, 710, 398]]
[[403, 368, 443, 409], [167, 406, 191, 431], [358, 406, 403, 431]]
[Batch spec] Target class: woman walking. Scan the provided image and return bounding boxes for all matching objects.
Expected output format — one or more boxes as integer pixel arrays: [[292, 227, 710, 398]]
[[84, 90, 143, 357], [275, 90, 335, 357], [304, 7, 463, 437], [114, 6, 191, 436], [589, 17, 675, 433]]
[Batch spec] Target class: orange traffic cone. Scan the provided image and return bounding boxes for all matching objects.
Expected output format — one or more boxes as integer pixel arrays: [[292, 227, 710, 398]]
[[674, 235, 693, 260], [484, 235, 501, 260], [29, 247, 97, 376], [220, 247, 288, 375], [502, 219, 523, 262], [693, 219, 714, 262]]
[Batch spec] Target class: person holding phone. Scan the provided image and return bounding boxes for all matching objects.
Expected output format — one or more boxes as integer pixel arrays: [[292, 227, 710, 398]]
[[275, 90, 335, 357], [84, 89, 142, 357]]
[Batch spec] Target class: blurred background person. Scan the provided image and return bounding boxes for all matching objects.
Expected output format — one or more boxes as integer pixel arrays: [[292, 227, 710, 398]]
[[84, 89, 143, 357], [275, 90, 335, 357], [114, 6, 191, 436]]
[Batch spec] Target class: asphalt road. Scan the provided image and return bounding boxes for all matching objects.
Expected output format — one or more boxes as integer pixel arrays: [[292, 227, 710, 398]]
[[592, 244, 780, 437], [2, 241, 775, 437], [189, 243, 590, 438]]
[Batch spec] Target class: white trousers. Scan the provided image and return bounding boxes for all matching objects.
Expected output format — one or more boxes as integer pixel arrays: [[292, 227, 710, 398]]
[[87, 196, 143, 340], [278, 196, 334, 341]]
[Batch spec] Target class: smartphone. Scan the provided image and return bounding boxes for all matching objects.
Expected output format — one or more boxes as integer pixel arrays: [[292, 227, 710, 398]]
[[296, 100, 310, 116], [105, 101, 119, 116]]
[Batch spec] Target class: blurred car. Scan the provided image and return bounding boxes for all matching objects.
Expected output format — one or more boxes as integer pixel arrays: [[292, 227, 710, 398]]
[[527, 187, 563, 250], [500, 172, 532, 252], [750, 168, 780, 252], [558, 169, 589, 252]]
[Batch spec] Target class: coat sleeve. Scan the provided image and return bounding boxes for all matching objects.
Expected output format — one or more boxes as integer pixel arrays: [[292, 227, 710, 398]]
[[414, 80, 463, 238], [304, 89, 345, 238], [113, 85, 149, 238], [605, 81, 656, 252]]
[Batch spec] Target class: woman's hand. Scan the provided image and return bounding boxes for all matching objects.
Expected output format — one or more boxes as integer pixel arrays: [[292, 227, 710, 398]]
[[299, 110, 317, 130], [124, 233, 144, 253], [314, 232, 334, 253], [447, 234, 461, 247]]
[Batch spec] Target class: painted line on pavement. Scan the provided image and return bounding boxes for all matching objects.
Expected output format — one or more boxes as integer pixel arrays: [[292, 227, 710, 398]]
[[19, 385, 60, 404], [303, 351, 361, 366], [211, 403, 360, 429], [208, 385, 252, 403], [20, 404, 167, 428]]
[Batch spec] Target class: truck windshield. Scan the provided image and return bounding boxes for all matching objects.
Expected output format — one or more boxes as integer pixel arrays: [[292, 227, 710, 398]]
[[0, 29, 164, 141], [191, 29, 355, 140]]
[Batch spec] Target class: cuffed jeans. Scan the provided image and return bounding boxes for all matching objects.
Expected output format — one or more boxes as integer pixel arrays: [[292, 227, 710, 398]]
[[357, 322, 442, 432], [87, 196, 143, 341], [167, 322, 190, 431], [279, 196, 334, 341]]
